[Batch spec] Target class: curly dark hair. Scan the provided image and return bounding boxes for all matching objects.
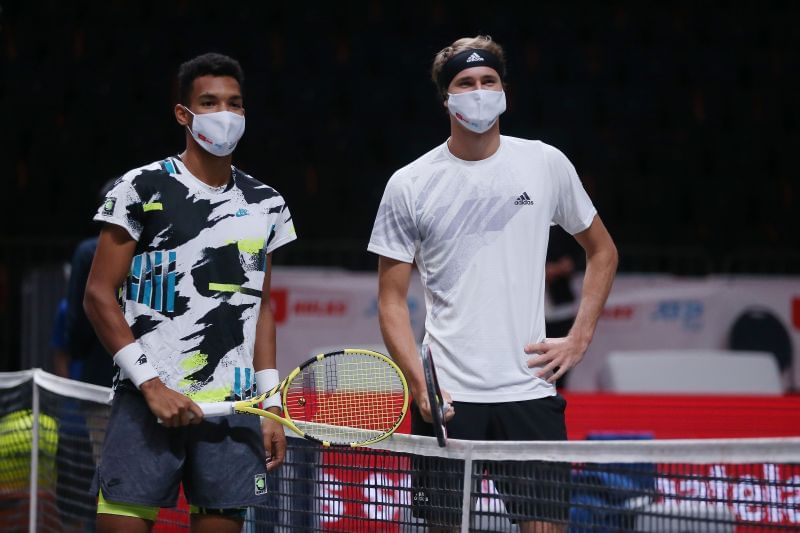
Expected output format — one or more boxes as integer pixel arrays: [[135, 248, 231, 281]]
[[177, 52, 244, 104]]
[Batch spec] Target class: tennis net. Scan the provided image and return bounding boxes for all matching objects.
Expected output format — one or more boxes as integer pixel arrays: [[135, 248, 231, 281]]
[[2, 369, 799, 532]]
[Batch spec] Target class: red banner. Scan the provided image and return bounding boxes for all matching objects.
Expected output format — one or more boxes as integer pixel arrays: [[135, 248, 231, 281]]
[[563, 392, 800, 440], [316, 393, 800, 531]]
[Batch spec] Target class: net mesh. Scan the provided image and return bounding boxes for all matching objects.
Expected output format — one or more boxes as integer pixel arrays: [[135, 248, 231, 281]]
[[2, 370, 798, 532]]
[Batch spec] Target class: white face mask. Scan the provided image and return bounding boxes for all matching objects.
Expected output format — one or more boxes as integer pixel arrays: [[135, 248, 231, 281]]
[[446, 90, 507, 134], [182, 106, 245, 157]]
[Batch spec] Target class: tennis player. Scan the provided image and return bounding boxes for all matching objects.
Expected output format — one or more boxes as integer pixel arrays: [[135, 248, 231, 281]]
[[84, 52, 296, 532], [369, 36, 617, 532]]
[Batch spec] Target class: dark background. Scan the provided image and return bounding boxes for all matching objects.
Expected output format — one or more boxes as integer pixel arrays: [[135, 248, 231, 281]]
[[1, 1, 798, 368]]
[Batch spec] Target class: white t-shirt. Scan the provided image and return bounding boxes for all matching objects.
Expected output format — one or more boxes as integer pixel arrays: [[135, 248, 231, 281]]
[[368, 136, 596, 402], [95, 156, 296, 401]]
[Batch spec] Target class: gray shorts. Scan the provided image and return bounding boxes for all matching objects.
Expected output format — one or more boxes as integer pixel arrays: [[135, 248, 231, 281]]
[[92, 384, 267, 509]]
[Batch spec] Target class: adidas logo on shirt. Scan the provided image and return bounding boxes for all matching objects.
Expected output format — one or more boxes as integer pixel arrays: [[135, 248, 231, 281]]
[[465, 52, 484, 63], [514, 192, 534, 205]]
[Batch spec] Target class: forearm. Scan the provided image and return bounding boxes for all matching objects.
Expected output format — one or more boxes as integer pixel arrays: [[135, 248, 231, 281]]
[[253, 305, 277, 372], [569, 245, 618, 345], [85, 282, 162, 390], [379, 300, 424, 398], [252, 303, 281, 411], [83, 284, 135, 356]]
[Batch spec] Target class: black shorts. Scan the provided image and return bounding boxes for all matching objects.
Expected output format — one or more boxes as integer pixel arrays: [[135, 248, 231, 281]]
[[92, 385, 267, 509], [411, 395, 570, 527]]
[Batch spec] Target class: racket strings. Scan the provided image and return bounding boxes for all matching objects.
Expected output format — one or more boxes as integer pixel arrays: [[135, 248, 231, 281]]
[[284, 352, 405, 443]]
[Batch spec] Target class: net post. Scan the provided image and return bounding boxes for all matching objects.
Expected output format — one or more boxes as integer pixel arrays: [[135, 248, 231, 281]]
[[28, 369, 41, 532], [460, 446, 473, 533]]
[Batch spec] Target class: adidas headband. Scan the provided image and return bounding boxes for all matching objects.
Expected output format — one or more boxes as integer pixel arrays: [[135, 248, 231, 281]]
[[438, 48, 505, 93]]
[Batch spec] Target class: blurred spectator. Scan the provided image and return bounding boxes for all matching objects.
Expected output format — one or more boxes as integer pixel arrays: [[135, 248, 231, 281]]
[[48, 180, 117, 530], [61, 179, 118, 387], [51, 294, 71, 378]]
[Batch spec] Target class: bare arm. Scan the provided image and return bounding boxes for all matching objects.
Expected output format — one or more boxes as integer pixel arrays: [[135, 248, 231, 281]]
[[253, 253, 285, 471], [253, 254, 277, 373], [378, 256, 453, 422], [569, 216, 618, 346], [83, 225, 137, 353], [84, 224, 203, 426], [525, 215, 618, 383]]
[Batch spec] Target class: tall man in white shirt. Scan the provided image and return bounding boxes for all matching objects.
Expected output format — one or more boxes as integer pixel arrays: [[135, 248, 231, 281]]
[[368, 35, 617, 532]]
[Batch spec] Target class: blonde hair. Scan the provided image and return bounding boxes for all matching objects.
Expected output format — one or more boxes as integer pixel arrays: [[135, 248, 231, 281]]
[[431, 35, 506, 97]]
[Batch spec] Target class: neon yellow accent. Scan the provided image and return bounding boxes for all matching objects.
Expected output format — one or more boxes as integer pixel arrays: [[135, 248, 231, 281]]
[[177, 376, 227, 402], [237, 239, 264, 254], [97, 489, 158, 521], [209, 282, 241, 293], [180, 352, 208, 372], [142, 202, 163, 212], [189, 504, 199, 514], [224, 239, 264, 254], [187, 386, 229, 402]]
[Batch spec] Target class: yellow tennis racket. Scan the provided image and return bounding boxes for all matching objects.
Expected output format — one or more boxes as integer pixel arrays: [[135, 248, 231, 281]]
[[197, 349, 409, 447]]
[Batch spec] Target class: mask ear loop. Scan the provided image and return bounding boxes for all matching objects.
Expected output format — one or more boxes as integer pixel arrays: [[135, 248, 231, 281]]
[[179, 104, 195, 134]]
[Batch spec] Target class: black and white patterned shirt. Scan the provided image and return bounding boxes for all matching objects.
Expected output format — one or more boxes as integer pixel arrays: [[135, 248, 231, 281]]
[[95, 156, 296, 400]]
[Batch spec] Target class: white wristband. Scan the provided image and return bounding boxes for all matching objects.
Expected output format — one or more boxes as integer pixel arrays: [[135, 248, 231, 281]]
[[113, 343, 159, 389], [255, 369, 281, 409]]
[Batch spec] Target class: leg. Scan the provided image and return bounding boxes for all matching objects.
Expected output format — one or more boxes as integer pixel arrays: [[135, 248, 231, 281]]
[[97, 514, 154, 533], [191, 512, 244, 533], [184, 414, 266, 524], [410, 402, 490, 531], [489, 397, 570, 531], [93, 388, 185, 530], [96, 490, 158, 533]]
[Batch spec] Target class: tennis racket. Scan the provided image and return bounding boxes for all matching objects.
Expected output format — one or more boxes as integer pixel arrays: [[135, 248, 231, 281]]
[[420, 344, 448, 447], [197, 349, 409, 447]]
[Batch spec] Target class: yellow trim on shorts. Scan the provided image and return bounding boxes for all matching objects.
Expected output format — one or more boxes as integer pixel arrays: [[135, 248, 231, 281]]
[[96, 489, 159, 521]]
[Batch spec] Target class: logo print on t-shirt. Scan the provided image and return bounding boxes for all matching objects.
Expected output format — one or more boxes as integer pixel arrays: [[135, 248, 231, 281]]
[[514, 192, 534, 205], [102, 197, 117, 215]]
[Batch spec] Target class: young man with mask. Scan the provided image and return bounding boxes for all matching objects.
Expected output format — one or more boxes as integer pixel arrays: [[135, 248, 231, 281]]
[[84, 52, 296, 533], [369, 36, 617, 532]]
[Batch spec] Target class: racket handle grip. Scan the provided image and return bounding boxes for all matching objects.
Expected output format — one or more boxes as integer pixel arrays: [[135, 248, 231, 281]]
[[196, 401, 235, 418]]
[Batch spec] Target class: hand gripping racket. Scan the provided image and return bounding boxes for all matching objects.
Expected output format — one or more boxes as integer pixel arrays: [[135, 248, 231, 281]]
[[197, 349, 409, 447], [420, 344, 448, 447]]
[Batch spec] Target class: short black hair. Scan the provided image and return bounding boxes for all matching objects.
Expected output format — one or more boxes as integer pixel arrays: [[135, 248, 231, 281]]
[[177, 52, 244, 104]]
